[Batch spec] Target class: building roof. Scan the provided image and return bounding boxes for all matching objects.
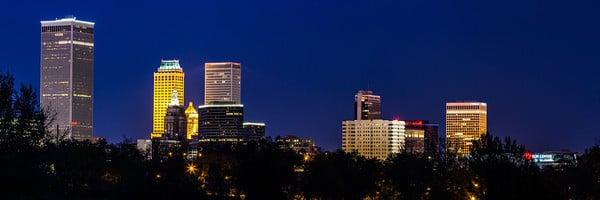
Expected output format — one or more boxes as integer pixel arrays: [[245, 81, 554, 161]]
[[185, 102, 198, 114], [41, 17, 95, 26], [158, 60, 182, 70]]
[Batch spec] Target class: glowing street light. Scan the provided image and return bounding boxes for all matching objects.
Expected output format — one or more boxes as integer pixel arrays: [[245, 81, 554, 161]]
[[186, 163, 198, 175]]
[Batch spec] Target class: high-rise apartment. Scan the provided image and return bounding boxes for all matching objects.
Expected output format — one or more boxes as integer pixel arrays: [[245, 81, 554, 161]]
[[355, 90, 381, 120], [41, 17, 94, 140], [342, 119, 405, 160], [152, 60, 184, 138], [445, 102, 487, 156], [204, 62, 241, 104]]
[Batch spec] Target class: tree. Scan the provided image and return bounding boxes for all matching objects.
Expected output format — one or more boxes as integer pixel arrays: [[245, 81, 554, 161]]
[[231, 141, 301, 200], [569, 145, 600, 199], [0, 72, 53, 199], [302, 150, 381, 200], [380, 153, 436, 199], [469, 133, 553, 199]]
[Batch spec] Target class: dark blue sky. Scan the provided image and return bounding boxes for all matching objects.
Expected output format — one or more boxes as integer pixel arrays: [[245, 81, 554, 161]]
[[1, 0, 599, 151]]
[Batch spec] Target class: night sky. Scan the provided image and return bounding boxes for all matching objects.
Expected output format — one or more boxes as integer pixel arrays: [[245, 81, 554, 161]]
[[1, 0, 599, 151]]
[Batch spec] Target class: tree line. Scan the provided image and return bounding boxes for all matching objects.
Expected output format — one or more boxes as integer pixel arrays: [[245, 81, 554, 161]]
[[0, 72, 599, 199]]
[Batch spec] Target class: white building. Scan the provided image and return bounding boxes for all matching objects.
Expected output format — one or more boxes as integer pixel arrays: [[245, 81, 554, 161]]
[[342, 120, 406, 160]]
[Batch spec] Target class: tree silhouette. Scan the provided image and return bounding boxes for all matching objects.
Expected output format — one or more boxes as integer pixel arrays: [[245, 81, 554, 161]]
[[302, 150, 381, 200]]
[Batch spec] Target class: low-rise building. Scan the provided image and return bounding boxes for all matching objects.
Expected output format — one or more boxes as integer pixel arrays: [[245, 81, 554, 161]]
[[342, 119, 406, 160]]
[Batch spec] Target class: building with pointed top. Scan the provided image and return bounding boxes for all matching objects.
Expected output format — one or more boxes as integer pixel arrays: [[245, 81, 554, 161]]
[[185, 102, 199, 140], [164, 90, 187, 141], [152, 60, 184, 138]]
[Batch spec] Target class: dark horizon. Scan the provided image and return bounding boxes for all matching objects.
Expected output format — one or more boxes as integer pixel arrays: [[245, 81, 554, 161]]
[[2, 0, 600, 152]]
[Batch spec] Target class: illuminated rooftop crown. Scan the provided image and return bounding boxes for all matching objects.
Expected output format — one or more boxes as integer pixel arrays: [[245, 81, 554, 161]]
[[158, 59, 182, 70], [169, 90, 180, 106]]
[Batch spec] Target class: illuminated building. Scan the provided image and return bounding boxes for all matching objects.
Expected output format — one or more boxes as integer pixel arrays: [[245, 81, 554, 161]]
[[197, 102, 244, 142], [275, 135, 319, 156], [136, 139, 152, 160], [242, 122, 266, 141], [41, 17, 94, 140], [533, 151, 578, 170], [354, 90, 381, 120], [445, 102, 487, 156], [404, 120, 439, 158], [163, 90, 187, 142], [342, 120, 406, 160], [152, 60, 184, 138], [185, 102, 198, 140], [149, 91, 188, 162], [204, 62, 241, 104]]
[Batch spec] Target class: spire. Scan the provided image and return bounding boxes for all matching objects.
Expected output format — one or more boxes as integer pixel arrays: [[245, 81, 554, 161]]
[[185, 101, 198, 114], [169, 90, 179, 106]]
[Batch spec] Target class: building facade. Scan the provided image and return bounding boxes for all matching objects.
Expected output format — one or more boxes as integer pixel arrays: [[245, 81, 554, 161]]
[[532, 151, 578, 170], [404, 120, 440, 158], [354, 90, 381, 120], [204, 62, 241, 104], [185, 102, 198, 140], [164, 90, 187, 142], [276, 135, 319, 157], [445, 102, 487, 156], [41, 17, 94, 140], [197, 103, 244, 142], [152, 60, 184, 138], [342, 120, 406, 160], [242, 122, 266, 141]]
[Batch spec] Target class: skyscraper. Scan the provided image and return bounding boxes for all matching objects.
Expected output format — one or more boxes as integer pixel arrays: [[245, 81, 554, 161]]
[[185, 101, 198, 140], [152, 60, 184, 138], [198, 102, 244, 142], [342, 119, 406, 160], [445, 102, 487, 156], [204, 62, 241, 104], [41, 17, 94, 140], [354, 90, 381, 120]]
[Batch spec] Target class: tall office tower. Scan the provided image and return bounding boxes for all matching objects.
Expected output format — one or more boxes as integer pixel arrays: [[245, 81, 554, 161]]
[[164, 90, 187, 142], [445, 102, 487, 156], [197, 102, 244, 142], [342, 119, 405, 160], [404, 120, 440, 158], [185, 102, 198, 140], [41, 17, 94, 140], [354, 90, 381, 120], [204, 62, 241, 104], [152, 60, 184, 138], [242, 122, 266, 141]]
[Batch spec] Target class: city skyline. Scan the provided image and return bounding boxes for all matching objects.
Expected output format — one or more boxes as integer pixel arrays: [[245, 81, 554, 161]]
[[2, 1, 600, 151]]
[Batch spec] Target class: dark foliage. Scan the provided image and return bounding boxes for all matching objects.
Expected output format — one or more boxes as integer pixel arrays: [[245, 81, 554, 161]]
[[302, 150, 381, 200], [0, 73, 599, 199]]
